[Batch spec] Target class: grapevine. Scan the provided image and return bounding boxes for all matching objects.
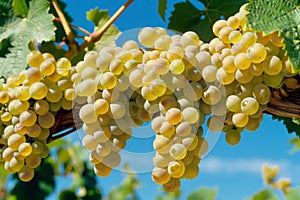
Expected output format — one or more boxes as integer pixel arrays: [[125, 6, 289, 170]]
[[0, 0, 300, 194]]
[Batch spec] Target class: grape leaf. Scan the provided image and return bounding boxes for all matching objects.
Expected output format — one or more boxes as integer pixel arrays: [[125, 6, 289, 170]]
[[0, 0, 56, 77], [272, 115, 300, 138], [246, 189, 279, 200], [158, 0, 168, 21], [12, 0, 28, 17], [246, 0, 300, 72], [0, 0, 14, 27], [187, 187, 217, 200], [86, 8, 120, 51], [286, 188, 300, 200], [168, 0, 246, 42]]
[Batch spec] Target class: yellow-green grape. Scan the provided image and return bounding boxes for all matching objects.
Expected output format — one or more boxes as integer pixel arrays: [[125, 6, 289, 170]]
[[122, 40, 139, 50], [180, 31, 200, 47], [38, 112, 55, 129], [271, 31, 284, 47], [129, 68, 145, 88], [25, 154, 41, 168], [7, 133, 26, 150], [94, 99, 109, 115], [79, 104, 97, 123], [27, 50, 44, 68], [225, 130, 241, 145], [153, 135, 172, 154], [167, 45, 184, 61], [229, 30, 242, 44], [26, 68, 42, 83], [151, 116, 166, 133], [166, 108, 182, 125], [216, 67, 235, 85], [182, 161, 199, 180], [18, 165, 35, 182], [232, 112, 249, 127], [263, 73, 283, 88], [152, 167, 171, 184], [155, 35, 172, 51], [19, 110, 37, 127], [61, 98, 73, 110], [109, 102, 126, 119], [0, 91, 9, 104], [56, 57, 71, 76], [75, 79, 97, 97], [182, 135, 198, 151], [138, 27, 160, 47], [163, 178, 181, 192], [178, 97, 194, 110], [247, 43, 267, 63], [2, 147, 14, 162], [27, 124, 42, 138], [9, 157, 24, 172], [195, 51, 211, 70], [82, 135, 98, 150], [3, 125, 14, 139], [182, 107, 199, 124], [235, 68, 253, 84], [94, 162, 112, 177], [8, 100, 29, 116], [102, 88, 120, 103], [109, 59, 123, 75], [47, 71, 62, 83], [245, 117, 260, 131], [234, 53, 251, 70], [241, 31, 256, 47], [252, 84, 271, 105], [183, 82, 203, 101], [1, 111, 12, 123], [102, 151, 121, 168], [241, 97, 259, 115], [231, 42, 247, 55], [263, 55, 282, 75], [137, 108, 151, 122], [14, 123, 27, 135], [96, 142, 111, 157], [207, 115, 225, 132], [100, 72, 117, 89], [159, 95, 177, 113], [159, 121, 175, 138], [33, 100, 49, 116], [141, 85, 157, 101], [175, 121, 192, 137], [227, 15, 240, 29], [222, 55, 237, 73], [64, 88, 76, 101], [169, 59, 185, 75], [202, 65, 218, 82], [168, 160, 185, 178], [30, 82, 48, 100], [38, 128, 50, 141], [57, 78, 73, 91], [31, 141, 45, 154], [83, 50, 99, 67], [46, 84, 62, 103], [15, 86, 30, 101], [170, 143, 187, 160], [226, 95, 241, 112], [81, 66, 98, 80], [187, 67, 202, 82], [152, 58, 170, 75], [202, 85, 221, 105], [250, 63, 264, 76], [40, 58, 56, 76], [89, 151, 102, 164], [18, 143, 32, 157]]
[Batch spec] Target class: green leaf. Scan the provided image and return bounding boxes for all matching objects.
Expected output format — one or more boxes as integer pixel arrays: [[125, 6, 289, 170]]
[[12, 0, 28, 16], [168, 0, 246, 42], [246, 189, 279, 200], [86, 8, 120, 51], [286, 188, 300, 200], [246, 0, 300, 72], [187, 187, 217, 200], [0, 0, 14, 27], [272, 115, 300, 137], [289, 137, 300, 153], [158, 0, 167, 21], [0, 0, 56, 77]]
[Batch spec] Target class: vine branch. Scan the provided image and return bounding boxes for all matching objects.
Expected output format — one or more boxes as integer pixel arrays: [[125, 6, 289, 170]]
[[76, 0, 135, 56], [54, 17, 91, 35]]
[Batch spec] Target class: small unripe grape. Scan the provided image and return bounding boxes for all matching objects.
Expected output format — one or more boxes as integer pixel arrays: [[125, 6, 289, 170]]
[[232, 112, 249, 127], [94, 163, 112, 177], [166, 108, 182, 125], [168, 160, 185, 178], [152, 167, 171, 184], [18, 165, 35, 182], [170, 143, 187, 160]]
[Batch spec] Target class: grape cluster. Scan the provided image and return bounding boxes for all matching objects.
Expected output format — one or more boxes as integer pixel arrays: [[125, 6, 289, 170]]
[[0, 3, 298, 192], [0, 51, 74, 181]]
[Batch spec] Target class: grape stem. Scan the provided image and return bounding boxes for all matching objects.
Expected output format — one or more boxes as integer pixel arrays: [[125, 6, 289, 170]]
[[47, 128, 76, 144], [54, 17, 91, 35], [76, 0, 135, 57]]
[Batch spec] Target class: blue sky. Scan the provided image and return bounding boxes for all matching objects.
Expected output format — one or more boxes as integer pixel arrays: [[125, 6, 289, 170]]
[[47, 0, 300, 199]]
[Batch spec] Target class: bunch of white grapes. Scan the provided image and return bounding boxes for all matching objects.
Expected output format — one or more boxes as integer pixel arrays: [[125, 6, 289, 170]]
[[0, 51, 74, 182], [1, 3, 298, 192]]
